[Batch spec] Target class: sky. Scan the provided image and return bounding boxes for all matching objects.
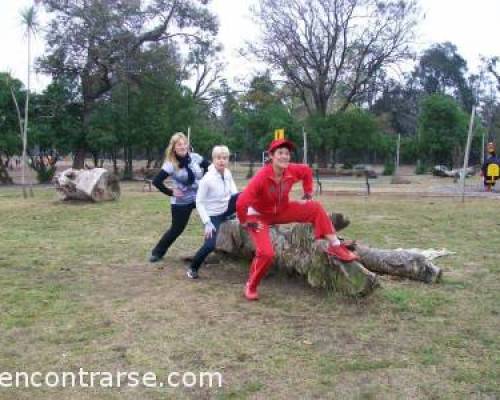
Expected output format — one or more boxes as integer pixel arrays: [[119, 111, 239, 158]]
[[1, 0, 499, 92]]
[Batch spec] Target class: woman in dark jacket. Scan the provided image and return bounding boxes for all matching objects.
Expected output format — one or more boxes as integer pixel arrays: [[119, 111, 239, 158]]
[[149, 132, 209, 263]]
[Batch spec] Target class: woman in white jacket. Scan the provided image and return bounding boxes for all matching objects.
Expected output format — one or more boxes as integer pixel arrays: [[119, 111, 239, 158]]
[[187, 146, 239, 279]]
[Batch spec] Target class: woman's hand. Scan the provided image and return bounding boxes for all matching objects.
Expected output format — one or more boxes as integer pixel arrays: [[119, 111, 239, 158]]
[[173, 188, 184, 197], [242, 221, 265, 232], [204, 221, 217, 239]]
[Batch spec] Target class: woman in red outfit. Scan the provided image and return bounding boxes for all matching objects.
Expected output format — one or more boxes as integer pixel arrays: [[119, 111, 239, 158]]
[[236, 138, 358, 301]]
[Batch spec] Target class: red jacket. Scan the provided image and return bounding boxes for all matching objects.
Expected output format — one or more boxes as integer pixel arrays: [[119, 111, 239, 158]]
[[236, 163, 313, 223]]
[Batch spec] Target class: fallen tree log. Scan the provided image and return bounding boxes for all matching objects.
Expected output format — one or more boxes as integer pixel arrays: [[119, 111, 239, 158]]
[[214, 214, 443, 297], [54, 168, 120, 202], [354, 245, 442, 283], [215, 215, 379, 297]]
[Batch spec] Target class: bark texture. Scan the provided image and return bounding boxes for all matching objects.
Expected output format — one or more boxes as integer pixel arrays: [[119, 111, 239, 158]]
[[55, 168, 120, 202]]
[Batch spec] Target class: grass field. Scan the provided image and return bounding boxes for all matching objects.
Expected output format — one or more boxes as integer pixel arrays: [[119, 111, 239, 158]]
[[0, 182, 499, 399]]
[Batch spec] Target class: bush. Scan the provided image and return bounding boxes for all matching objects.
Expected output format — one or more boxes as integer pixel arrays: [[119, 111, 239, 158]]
[[36, 165, 57, 183], [383, 160, 395, 176], [415, 161, 427, 175]]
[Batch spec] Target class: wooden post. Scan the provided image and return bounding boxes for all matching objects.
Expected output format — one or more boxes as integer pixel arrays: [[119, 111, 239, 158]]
[[303, 126, 308, 165], [461, 106, 476, 202], [395, 134, 401, 175]]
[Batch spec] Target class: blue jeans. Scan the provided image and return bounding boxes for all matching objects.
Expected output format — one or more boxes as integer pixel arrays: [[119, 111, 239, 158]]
[[190, 194, 239, 271]]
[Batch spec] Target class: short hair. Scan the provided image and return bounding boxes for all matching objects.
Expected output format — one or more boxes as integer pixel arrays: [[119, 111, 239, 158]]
[[212, 145, 230, 159]]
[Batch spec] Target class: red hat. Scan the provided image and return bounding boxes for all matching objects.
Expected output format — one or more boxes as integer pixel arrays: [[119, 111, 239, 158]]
[[267, 139, 295, 154]]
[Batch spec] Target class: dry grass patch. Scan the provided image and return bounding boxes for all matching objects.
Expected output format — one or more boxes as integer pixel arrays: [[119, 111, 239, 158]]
[[0, 183, 498, 399]]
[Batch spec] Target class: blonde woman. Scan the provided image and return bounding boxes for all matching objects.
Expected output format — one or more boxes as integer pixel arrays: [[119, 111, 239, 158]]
[[149, 132, 210, 263], [187, 145, 239, 279]]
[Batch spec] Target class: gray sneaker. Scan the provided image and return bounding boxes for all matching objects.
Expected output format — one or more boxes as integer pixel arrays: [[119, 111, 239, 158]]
[[186, 268, 199, 279], [149, 254, 162, 263]]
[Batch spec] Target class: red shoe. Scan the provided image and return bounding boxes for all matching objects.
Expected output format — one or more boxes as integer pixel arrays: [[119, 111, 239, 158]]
[[244, 282, 259, 301], [326, 243, 359, 262]]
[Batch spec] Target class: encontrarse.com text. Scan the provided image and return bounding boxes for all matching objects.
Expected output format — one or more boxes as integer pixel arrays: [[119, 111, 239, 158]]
[[0, 370, 222, 389]]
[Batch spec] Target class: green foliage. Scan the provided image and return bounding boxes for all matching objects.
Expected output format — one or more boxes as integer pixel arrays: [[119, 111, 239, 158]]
[[222, 73, 299, 161], [0, 73, 23, 157], [383, 160, 395, 176], [417, 94, 469, 166], [35, 165, 57, 184], [414, 42, 473, 110], [415, 160, 427, 175], [399, 135, 419, 164], [307, 108, 381, 164]]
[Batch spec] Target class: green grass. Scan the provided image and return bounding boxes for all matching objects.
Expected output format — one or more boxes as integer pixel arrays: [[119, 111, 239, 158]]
[[0, 183, 499, 399]]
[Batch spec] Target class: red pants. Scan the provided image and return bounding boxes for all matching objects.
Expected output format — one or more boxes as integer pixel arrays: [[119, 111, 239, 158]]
[[246, 201, 335, 291]]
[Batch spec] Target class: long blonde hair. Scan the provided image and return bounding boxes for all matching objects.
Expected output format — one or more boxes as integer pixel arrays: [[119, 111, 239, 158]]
[[165, 132, 188, 169]]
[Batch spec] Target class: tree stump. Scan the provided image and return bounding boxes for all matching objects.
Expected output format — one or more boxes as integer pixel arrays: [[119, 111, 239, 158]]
[[54, 168, 120, 202]]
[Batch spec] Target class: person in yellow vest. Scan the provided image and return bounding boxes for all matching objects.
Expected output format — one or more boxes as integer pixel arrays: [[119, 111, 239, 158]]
[[481, 142, 500, 192]]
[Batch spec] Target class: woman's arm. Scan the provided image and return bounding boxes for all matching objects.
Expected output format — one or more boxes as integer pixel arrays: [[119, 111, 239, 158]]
[[152, 169, 173, 196], [289, 163, 313, 197], [228, 170, 238, 194], [236, 175, 261, 224], [195, 178, 211, 225], [200, 158, 211, 174]]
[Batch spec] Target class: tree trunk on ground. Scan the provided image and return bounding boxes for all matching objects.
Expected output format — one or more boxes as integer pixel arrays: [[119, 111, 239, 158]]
[[214, 214, 443, 297], [355, 245, 442, 284], [54, 168, 120, 202], [215, 215, 379, 297]]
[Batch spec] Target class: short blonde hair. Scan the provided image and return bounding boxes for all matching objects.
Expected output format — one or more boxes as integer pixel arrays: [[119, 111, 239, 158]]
[[212, 145, 230, 159], [165, 132, 188, 169]]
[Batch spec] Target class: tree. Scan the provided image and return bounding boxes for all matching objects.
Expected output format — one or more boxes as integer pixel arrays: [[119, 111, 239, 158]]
[[486, 56, 500, 91], [371, 77, 420, 137], [17, 5, 39, 196], [38, 0, 219, 168], [0, 73, 23, 184], [250, 0, 419, 117], [306, 108, 381, 166], [417, 94, 470, 167], [413, 42, 473, 111], [227, 73, 299, 175]]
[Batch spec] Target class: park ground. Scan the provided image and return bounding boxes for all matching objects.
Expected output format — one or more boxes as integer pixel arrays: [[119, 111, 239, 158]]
[[0, 180, 499, 399]]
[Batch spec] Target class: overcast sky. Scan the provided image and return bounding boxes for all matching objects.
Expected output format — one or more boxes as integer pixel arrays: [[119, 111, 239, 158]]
[[1, 0, 499, 92]]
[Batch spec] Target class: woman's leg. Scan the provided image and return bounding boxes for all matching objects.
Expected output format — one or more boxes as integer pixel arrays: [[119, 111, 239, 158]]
[[151, 203, 195, 259], [271, 201, 358, 261], [245, 221, 275, 300], [272, 201, 334, 238], [222, 193, 240, 218], [188, 215, 224, 274]]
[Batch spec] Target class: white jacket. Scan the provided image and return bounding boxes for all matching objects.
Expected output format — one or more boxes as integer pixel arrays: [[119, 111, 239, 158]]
[[196, 164, 238, 225]]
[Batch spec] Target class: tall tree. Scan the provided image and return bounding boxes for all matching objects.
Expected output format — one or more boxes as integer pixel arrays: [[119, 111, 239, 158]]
[[38, 0, 218, 168], [0, 73, 24, 183], [19, 5, 39, 197], [250, 0, 419, 117], [417, 94, 470, 167], [413, 42, 473, 111]]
